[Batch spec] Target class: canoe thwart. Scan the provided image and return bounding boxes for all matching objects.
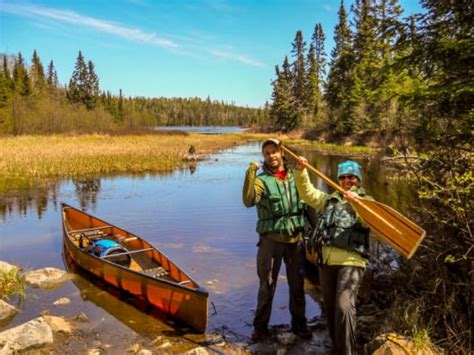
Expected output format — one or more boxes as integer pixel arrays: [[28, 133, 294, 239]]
[[69, 225, 113, 234], [101, 247, 154, 259]]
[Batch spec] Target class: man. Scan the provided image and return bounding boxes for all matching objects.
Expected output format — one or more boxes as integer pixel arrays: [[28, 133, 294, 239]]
[[295, 157, 371, 355], [242, 138, 312, 341]]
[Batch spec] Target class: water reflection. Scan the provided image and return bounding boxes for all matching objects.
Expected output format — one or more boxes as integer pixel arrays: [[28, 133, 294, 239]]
[[63, 248, 179, 338], [72, 178, 101, 211], [0, 184, 60, 222]]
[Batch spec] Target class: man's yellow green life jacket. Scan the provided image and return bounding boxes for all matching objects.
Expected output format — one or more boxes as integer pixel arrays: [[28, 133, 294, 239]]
[[255, 170, 306, 236]]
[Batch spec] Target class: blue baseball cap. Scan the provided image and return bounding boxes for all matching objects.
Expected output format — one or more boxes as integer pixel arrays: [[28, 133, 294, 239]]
[[337, 160, 362, 181]]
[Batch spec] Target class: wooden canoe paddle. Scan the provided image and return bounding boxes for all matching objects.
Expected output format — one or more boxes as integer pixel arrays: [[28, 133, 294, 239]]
[[281, 144, 426, 259]]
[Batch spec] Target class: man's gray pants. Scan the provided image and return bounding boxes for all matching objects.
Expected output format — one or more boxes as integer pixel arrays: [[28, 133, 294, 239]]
[[319, 265, 365, 355], [253, 236, 307, 332]]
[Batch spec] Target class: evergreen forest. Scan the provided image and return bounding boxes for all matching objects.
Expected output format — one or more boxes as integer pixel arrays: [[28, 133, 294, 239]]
[[0, 50, 267, 135], [267, 0, 472, 352]]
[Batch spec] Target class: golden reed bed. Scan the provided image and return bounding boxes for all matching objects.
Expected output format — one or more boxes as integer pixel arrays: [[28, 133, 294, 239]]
[[0, 133, 255, 194]]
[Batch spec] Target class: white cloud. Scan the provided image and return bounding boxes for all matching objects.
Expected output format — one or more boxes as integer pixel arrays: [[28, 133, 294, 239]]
[[1, 2, 264, 68], [209, 48, 264, 68], [1, 2, 179, 49]]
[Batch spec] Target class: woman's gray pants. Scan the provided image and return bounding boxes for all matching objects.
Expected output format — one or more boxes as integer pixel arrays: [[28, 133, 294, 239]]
[[319, 265, 365, 355]]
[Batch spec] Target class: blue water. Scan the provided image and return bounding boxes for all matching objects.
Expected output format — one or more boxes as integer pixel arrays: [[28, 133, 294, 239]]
[[155, 126, 247, 134]]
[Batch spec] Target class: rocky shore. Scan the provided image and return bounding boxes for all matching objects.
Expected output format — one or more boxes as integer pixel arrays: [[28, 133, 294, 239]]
[[0, 260, 441, 354]]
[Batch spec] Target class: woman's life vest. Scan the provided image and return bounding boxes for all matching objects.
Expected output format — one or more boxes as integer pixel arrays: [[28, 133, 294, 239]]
[[255, 170, 306, 236], [311, 194, 370, 258]]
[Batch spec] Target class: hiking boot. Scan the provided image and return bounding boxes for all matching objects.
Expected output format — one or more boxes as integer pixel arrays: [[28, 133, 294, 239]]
[[251, 328, 268, 342], [293, 326, 313, 339]]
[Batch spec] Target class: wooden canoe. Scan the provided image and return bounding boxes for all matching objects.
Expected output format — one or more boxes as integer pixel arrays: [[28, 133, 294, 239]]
[[61, 203, 208, 333]]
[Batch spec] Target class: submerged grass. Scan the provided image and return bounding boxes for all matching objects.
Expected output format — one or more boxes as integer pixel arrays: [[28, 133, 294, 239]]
[[0, 133, 247, 194]]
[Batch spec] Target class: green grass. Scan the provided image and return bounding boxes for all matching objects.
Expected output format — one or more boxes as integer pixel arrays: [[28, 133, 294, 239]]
[[285, 138, 377, 155], [0, 268, 26, 300]]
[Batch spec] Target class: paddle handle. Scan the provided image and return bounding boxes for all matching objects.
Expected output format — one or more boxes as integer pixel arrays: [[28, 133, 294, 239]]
[[281, 145, 344, 193]]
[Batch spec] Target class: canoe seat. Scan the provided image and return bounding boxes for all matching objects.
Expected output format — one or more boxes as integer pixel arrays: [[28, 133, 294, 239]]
[[143, 266, 169, 278]]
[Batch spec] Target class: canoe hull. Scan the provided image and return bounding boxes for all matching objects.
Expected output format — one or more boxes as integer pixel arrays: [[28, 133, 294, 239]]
[[62, 204, 208, 333]]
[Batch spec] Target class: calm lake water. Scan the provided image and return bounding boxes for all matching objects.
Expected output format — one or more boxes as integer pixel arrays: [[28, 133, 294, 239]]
[[0, 142, 413, 349], [155, 126, 247, 134]]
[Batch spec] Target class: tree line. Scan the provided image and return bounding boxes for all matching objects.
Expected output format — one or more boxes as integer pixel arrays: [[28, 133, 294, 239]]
[[0, 51, 267, 135], [269, 0, 471, 147], [269, 0, 472, 352]]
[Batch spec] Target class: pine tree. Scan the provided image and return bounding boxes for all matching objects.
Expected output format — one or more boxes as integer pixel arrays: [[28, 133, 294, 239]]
[[12, 52, 32, 96], [31, 50, 46, 93], [270, 57, 299, 132], [409, 0, 473, 146], [306, 23, 327, 122], [67, 52, 100, 109], [350, 0, 381, 131], [377, 0, 403, 63], [86, 60, 99, 109], [67, 51, 88, 105], [325, 0, 354, 133], [290, 31, 307, 112], [0, 55, 13, 108], [117, 89, 124, 122], [46, 60, 59, 91]]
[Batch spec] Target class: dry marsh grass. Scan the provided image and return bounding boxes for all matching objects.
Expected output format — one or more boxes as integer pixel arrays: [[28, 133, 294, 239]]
[[0, 133, 247, 194]]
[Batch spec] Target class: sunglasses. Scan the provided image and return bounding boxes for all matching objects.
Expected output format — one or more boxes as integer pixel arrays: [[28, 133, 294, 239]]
[[338, 175, 357, 181]]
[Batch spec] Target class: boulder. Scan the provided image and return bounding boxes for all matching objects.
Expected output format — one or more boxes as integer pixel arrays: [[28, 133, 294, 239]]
[[0, 317, 53, 353], [43, 315, 75, 335], [24, 267, 69, 289], [0, 300, 17, 323]]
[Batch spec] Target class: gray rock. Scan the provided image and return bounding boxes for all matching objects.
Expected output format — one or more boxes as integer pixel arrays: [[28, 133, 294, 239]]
[[24, 267, 69, 289], [73, 312, 89, 322], [0, 317, 53, 353], [53, 297, 71, 305], [43, 315, 75, 335], [276, 332, 296, 346], [0, 262, 17, 275], [0, 301, 17, 322]]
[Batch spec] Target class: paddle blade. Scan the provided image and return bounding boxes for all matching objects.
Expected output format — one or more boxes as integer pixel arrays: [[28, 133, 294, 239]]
[[353, 198, 426, 259]]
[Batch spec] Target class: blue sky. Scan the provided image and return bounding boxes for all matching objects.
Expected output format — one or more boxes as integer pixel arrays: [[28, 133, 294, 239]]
[[0, 0, 423, 107]]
